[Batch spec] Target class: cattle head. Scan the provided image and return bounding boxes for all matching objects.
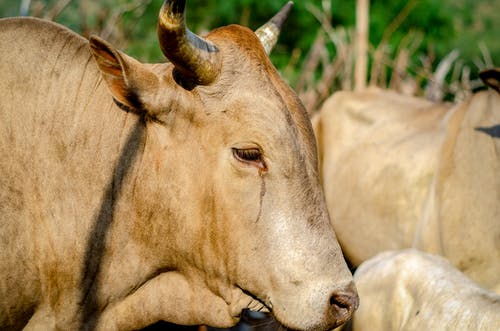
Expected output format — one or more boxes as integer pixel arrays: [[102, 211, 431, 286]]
[[89, 0, 357, 329]]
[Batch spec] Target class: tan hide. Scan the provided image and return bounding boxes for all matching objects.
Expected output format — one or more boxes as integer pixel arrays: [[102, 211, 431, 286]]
[[315, 87, 500, 291], [0, 2, 357, 330]]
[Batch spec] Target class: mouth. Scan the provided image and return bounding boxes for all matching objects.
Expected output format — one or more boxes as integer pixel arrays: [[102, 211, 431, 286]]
[[231, 289, 286, 331], [237, 287, 271, 313], [236, 289, 355, 331]]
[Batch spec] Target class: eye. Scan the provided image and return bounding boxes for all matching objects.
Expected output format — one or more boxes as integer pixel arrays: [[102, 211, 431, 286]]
[[232, 147, 267, 171], [233, 148, 261, 162]]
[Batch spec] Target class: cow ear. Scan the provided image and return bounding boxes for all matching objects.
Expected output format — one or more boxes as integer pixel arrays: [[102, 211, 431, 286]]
[[89, 36, 158, 111], [479, 68, 500, 94]]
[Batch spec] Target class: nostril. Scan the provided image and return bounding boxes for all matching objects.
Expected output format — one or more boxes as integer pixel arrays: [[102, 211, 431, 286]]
[[324, 283, 359, 328], [327, 290, 359, 329], [330, 289, 359, 315], [330, 292, 359, 311]]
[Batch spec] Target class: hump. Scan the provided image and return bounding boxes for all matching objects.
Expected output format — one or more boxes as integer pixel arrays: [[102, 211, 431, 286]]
[[0, 17, 87, 54], [0, 17, 92, 89]]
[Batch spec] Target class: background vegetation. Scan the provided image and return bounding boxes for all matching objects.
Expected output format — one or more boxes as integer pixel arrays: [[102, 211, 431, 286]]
[[1, 0, 498, 111]]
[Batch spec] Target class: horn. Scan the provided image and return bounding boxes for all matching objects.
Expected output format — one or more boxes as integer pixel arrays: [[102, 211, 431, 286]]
[[255, 1, 293, 54], [158, 0, 221, 86]]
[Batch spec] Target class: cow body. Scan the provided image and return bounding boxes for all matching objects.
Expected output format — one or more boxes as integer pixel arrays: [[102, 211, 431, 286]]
[[314, 87, 500, 291], [0, 2, 357, 330], [352, 249, 500, 331]]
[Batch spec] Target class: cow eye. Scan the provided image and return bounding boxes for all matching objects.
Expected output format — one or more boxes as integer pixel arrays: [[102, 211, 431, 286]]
[[232, 147, 267, 171], [232, 148, 262, 163]]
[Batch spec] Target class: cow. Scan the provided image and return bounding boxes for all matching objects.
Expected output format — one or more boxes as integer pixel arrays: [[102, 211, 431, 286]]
[[312, 77, 500, 292], [0, 1, 358, 330], [351, 249, 500, 331]]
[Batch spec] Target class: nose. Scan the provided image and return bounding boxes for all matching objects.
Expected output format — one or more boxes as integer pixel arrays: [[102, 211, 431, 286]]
[[328, 282, 359, 328]]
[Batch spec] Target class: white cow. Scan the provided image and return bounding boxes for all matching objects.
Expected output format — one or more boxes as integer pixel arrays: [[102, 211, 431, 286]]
[[352, 249, 500, 331], [313, 76, 500, 291]]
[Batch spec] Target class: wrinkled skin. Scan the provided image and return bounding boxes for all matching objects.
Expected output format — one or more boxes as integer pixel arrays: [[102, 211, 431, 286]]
[[0, 11, 357, 331]]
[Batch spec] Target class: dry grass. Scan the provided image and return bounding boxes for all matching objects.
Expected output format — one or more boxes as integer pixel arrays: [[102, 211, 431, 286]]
[[25, 0, 492, 113], [291, 1, 492, 114]]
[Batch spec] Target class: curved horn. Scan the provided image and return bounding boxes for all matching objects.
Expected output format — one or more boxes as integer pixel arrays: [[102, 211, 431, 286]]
[[255, 1, 293, 54], [158, 0, 221, 86]]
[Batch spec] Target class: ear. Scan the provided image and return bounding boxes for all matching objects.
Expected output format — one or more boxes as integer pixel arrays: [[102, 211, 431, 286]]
[[89, 36, 159, 111], [479, 68, 500, 94]]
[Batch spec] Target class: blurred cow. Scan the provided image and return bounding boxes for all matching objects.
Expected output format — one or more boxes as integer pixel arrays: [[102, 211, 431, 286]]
[[352, 249, 500, 331], [313, 72, 500, 292]]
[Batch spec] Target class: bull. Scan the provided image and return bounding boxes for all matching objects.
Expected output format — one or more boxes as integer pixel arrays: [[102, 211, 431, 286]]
[[0, 1, 358, 330]]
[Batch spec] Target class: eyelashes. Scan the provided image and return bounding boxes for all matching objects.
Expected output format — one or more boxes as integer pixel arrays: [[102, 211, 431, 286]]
[[232, 147, 267, 172], [232, 148, 262, 162]]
